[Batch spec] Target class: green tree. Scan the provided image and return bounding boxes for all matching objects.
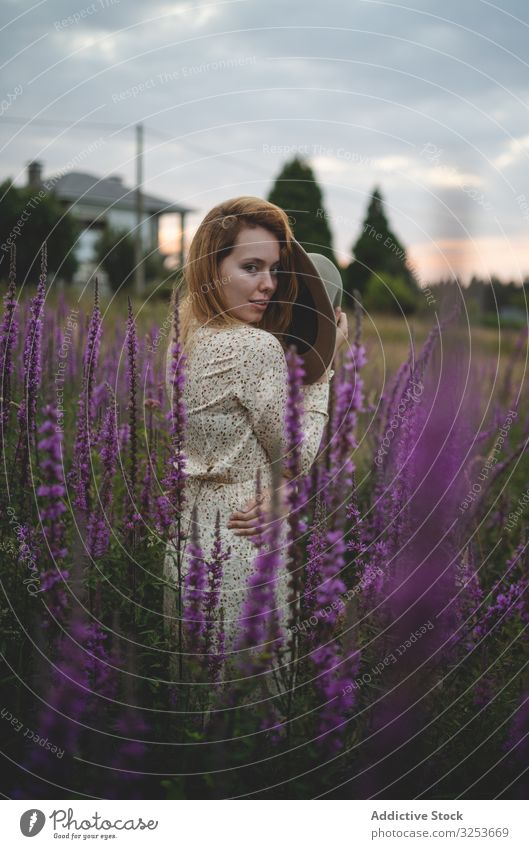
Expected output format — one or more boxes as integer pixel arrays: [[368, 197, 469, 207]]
[[95, 227, 168, 292], [95, 228, 135, 292], [363, 272, 417, 315], [0, 178, 80, 284], [345, 186, 417, 303], [267, 156, 338, 265]]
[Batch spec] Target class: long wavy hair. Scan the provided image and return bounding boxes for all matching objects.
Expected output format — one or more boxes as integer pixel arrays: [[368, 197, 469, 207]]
[[170, 196, 299, 355]]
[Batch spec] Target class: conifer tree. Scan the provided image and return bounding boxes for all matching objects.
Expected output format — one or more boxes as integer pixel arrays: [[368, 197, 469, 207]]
[[345, 186, 417, 302], [268, 156, 337, 266]]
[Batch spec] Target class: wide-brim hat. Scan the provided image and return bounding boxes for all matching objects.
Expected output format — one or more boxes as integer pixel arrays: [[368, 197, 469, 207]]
[[281, 241, 343, 384], [307, 252, 344, 310]]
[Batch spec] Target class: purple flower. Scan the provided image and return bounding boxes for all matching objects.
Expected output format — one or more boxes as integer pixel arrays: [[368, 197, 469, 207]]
[[109, 709, 149, 797], [139, 450, 155, 530], [118, 421, 130, 447], [326, 341, 366, 513], [23, 608, 94, 786], [69, 282, 102, 515], [156, 291, 190, 681], [359, 327, 487, 795], [162, 290, 188, 526], [183, 503, 208, 655], [284, 345, 307, 643], [303, 411, 362, 751], [70, 400, 91, 514], [120, 298, 143, 551], [345, 471, 390, 612], [108, 696, 150, 797], [302, 494, 327, 634], [472, 540, 528, 642], [39, 564, 71, 626], [310, 640, 360, 752], [126, 297, 139, 500], [284, 344, 305, 486], [83, 277, 102, 427], [235, 496, 285, 675], [86, 386, 119, 559], [22, 606, 124, 798], [315, 529, 347, 627], [16, 244, 47, 484], [204, 509, 231, 681], [83, 621, 120, 708], [370, 325, 438, 539], [36, 402, 68, 562], [346, 498, 381, 584], [450, 543, 483, 651], [0, 243, 19, 438], [15, 522, 42, 586]]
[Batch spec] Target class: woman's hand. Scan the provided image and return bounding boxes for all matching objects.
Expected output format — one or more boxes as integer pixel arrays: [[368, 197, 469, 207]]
[[315, 307, 350, 383], [333, 307, 349, 362], [226, 476, 291, 542]]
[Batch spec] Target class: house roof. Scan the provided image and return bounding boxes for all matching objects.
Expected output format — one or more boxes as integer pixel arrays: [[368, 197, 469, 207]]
[[48, 170, 195, 215]]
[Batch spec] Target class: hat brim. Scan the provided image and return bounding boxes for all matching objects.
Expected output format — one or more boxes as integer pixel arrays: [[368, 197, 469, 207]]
[[281, 240, 337, 384]]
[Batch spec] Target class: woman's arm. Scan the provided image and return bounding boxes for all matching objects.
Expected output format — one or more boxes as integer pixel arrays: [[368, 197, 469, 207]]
[[227, 472, 291, 539], [228, 310, 350, 537], [227, 330, 332, 536], [236, 329, 331, 479]]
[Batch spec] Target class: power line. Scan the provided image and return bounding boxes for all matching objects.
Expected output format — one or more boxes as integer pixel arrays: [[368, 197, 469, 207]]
[[1, 115, 274, 288], [0, 115, 271, 177], [0, 115, 126, 130], [147, 125, 270, 178]]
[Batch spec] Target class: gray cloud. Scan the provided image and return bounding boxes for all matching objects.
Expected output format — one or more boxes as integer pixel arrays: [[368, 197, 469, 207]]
[[1, 0, 528, 280]]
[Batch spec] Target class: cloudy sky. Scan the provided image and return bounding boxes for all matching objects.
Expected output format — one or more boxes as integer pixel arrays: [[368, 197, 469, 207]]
[[1, 0, 528, 283]]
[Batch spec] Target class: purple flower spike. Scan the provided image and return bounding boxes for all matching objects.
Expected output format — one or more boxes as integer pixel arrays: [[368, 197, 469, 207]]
[[16, 244, 47, 485], [37, 402, 68, 562], [310, 641, 360, 752], [126, 297, 139, 495], [108, 642, 150, 799], [86, 386, 119, 559], [235, 496, 285, 676], [327, 340, 366, 514], [204, 509, 231, 681], [69, 281, 102, 515], [83, 277, 102, 427], [303, 494, 327, 638], [307, 477, 360, 752], [0, 243, 19, 440], [162, 290, 188, 526], [183, 503, 208, 655], [122, 297, 141, 546], [284, 345, 307, 647]]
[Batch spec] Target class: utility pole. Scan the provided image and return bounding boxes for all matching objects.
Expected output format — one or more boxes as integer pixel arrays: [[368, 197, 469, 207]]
[[134, 122, 145, 297], [179, 210, 187, 268]]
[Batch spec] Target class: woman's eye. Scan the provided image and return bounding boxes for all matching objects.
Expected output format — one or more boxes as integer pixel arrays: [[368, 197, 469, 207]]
[[243, 265, 281, 274]]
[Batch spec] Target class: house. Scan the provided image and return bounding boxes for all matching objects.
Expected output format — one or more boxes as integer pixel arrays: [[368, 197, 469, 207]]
[[26, 160, 195, 288]]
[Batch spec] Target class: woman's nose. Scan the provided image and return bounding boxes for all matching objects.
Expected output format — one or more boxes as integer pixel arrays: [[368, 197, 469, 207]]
[[258, 271, 276, 292]]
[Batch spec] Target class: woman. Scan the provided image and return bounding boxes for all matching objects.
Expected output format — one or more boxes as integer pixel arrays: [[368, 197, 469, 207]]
[[163, 196, 348, 682]]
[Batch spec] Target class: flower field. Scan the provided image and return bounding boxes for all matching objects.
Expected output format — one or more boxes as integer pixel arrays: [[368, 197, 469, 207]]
[[1, 244, 528, 800]]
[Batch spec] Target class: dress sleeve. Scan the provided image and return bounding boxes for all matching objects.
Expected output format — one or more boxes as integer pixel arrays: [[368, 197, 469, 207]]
[[297, 377, 333, 476], [235, 330, 331, 478]]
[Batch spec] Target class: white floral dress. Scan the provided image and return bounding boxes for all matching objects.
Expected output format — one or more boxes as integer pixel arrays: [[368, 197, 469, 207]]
[[163, 322, 331, 676]]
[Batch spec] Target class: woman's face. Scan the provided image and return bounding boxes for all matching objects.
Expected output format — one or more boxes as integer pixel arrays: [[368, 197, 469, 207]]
[[218, 225, 281, 324]]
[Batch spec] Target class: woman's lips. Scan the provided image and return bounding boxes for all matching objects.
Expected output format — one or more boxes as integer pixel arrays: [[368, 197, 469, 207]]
[[249, 301, 268, 311]]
